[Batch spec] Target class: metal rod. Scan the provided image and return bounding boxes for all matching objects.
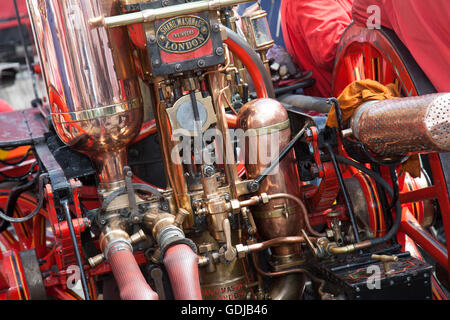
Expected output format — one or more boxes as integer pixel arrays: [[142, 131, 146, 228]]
[[254, 123, 309, 185], [61, 200, 91, 300], [325, 143, 361, 243], [12, 0, 40, 103], [100, 0, 255, 28]]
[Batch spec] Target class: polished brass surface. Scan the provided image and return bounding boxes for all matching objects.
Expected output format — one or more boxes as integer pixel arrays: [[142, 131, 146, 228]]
[[193, 231, 250, 300], [166, 92, 217, 134], [208, 72, 241, 199], [99, 0, 255, 28], [152, 79, 194, 227], [27, 0, 144, 192], [99, 215, 132, 257]]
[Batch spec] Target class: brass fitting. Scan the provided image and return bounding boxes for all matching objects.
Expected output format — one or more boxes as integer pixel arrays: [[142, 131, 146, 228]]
[[89, 229, 148, 268], [235, 243, 250, 259], [371, 254, 399, 274], [144, 212, 176, 241], [327, 240, 372, 255]]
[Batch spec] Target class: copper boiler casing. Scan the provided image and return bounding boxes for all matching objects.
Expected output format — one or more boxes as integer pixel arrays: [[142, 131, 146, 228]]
[[238, 98, 304, 256], [27, 0, 143, 191]]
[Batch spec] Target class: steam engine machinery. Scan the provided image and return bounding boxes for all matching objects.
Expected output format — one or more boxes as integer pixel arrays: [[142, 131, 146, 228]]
[[0, 0, 449, 300]]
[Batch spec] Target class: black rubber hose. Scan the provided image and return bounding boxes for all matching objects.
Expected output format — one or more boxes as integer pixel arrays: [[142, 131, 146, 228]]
[[224, 27, 275, 99], [325, 144, 361, 242], [279, 94, 331, 114], [0, 173, 47, 223], [334, 154, 402, 247]]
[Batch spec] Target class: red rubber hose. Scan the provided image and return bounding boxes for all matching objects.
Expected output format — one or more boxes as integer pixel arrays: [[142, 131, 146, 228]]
[[224, 28, 275, 99], [163, 244, 202, 300], [108, 243, 159, 300]]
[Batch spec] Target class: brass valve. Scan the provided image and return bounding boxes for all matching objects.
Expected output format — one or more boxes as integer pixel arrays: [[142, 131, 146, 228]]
[[371, 254, 399, 274], [88, 229, 147, 268]]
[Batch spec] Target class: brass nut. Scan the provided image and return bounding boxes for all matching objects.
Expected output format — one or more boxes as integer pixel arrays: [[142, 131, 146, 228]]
[[88, 253, 105, 268], [130, 229, 147, 245], [230, 199, 241, 214], [326, 229, 334, 239], [198, 243, 213, 254], [235, 244, 248, 259], [260, 193, 269, 204]]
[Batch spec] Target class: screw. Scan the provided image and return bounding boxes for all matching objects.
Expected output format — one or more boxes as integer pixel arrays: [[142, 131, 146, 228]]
[[153, 59, 161, 66], [149, 35, 156, 43], [162, 0, 169, 6], [212, 24, 220, 32], [203, 165, 215, 177], [355, 286, 360, 292], [215, 47, 224, 56], [197, 59, 206, 68], [175, 64, 182, 72], [247, 181, 259, 193]]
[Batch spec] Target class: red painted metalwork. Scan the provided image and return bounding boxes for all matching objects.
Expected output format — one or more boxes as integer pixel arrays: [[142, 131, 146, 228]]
[[332, 23, 418, 97], [400, 208, 448, 270], [224, 36, 269, 99]]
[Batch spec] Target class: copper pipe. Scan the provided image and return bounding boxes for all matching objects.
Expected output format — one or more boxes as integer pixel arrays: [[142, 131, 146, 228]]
[[251, 253, 330, 299], [153, 80, 193, 227], [208, 72, 241, 198], [268, 193, 326, 237], [246, 236, 314, 253], [328, 240, 371, 254]]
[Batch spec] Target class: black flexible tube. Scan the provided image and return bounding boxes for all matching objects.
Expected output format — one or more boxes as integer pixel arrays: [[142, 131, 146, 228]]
[[0, 161, 38, 182], [0, 173, 47, 223], [61, 199, 91, 300], [334, 154, 402, 247], [325, 144, 360, 242]]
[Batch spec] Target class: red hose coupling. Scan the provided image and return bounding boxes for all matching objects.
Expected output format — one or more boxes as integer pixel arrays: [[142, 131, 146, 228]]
[[163, 244, 202, 300], [107, 242, 159, 300]]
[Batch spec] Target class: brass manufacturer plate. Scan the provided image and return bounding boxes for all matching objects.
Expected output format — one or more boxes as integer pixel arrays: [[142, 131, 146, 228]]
[[156, 15, 210, 54]]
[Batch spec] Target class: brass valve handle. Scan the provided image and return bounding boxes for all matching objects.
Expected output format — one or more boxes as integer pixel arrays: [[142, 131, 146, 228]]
[[222, 218, 237, 262], [371, 254, 399, 274]]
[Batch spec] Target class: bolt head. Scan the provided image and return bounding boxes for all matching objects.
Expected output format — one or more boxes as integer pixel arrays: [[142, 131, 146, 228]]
[[215, 47, 224, 56], [212, 24, 220, 32], [197, 59, 206, 67]]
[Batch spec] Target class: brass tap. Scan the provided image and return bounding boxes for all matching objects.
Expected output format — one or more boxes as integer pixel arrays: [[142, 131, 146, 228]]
[[371, 254, 399, 274]]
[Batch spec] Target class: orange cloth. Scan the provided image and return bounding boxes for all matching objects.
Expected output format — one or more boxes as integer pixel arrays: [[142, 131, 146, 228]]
[[326, 79, 400, 128], [327, 79, 420, 177]]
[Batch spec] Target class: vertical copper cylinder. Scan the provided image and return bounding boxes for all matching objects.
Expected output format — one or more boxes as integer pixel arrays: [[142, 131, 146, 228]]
[[350, 93, 450, 157], [27, 0, 144, 193], [237, 98, 304, 256]]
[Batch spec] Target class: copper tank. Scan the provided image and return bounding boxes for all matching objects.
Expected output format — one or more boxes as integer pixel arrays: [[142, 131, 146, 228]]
[[27, 0, 143, 193], [237, 98, 304, 257]]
